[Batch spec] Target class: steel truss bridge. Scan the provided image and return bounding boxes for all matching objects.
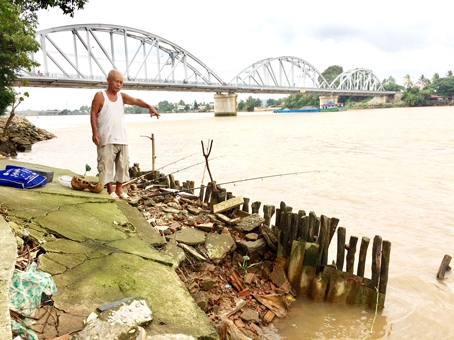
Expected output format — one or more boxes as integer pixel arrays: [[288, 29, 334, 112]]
[[19, 24, 395, 97]]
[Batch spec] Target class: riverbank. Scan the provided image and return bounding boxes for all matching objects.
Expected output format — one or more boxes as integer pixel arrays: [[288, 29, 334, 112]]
[[0, 116, 56, 157]]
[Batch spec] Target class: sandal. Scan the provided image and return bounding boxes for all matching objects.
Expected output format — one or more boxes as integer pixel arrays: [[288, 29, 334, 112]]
[[109, 192, 120, 200], [118, 192, 130, 200]]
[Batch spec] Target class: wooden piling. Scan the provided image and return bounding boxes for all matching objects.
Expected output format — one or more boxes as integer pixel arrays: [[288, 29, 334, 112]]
[[218, 188, 227, 202], [303, 242, 319, 268], [437, 254, 452, 280], [357, 237, 370, 278], [168, 174, 176, 189], [263, 205, 275, 227], [242, 197, 250, 213], [199, 184, 205, 201], [251, 201, 261, 214], [379, 240, 391, 295], [328, 217, 340, 243], [371, 235, 382, 290], [308, 211, 317, 242], [317, 215, 330, 268], [204, 182, 213, 204], [298, 215, 309, 242], [346, 236, 358, 274], [336, 227, 346, 271], [298, 266, 315, 297], [287, 240, 306, 295]]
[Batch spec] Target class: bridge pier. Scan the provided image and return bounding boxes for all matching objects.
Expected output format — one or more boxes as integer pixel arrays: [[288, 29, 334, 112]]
[[319, 95, 339, 108], [214, 93, 238, 117]]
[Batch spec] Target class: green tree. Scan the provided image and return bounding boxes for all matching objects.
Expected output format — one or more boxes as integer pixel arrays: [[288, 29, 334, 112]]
[[244, 96, 262, 111], [432, 77, 454, 97], [11, 0, 89, 28], [0, 0, 39, 114], [403, 74, 413, 88], [446, 70, 453, 78], [237, 99, 245, 111], [157, 100, 174, 113], [319, 65, 343, 86], [401, 87, 431, 106], [381, 76, 404, 92], [1, 0, 87, 116], [431, 73, 440, 83]]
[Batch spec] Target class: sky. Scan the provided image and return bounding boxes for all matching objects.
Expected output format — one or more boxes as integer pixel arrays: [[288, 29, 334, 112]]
[[18, 0, 454, 110]]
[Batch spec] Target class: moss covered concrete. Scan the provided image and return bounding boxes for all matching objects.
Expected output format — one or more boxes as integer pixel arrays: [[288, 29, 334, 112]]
[[0, 159, 219, 339]]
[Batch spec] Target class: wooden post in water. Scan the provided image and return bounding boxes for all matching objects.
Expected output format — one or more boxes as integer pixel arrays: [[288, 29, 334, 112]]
[[379, 240, 391, 295], [437, 254, 452, 279], [357, 237, 370, 277], [371, 235, 383, 290], [346, 236, 358, 274], [287, 240, 306, 294], [336, 227, 346, 271], [317, 215, 330, 269], [308, 211, 317, 242]]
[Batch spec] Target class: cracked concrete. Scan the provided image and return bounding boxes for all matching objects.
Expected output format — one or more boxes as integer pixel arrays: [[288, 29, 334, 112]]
[[0, 159, 219, 339]]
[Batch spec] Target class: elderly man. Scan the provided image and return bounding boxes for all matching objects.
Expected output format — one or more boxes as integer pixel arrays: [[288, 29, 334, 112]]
[[90, 69, 160, 199]]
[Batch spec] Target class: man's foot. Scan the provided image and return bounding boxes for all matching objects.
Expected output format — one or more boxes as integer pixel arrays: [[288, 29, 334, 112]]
[[109, 192, 120, 200], [117, 192, 130, 200]]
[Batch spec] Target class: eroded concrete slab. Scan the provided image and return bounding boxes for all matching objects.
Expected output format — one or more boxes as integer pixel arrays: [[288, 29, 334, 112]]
[[0, 159, 218, 339]]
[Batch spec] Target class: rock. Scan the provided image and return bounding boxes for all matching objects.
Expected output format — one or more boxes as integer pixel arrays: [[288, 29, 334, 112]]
[[72, 298, 153, 340], [236, 238, 267, 257], [202, 278, 216, 291], [193, 291, 210, 312], [240, 308, 260, 323], [174, 228, 206, 245], [163, 241, 186, 268], [235, 214, 265, 233], [245, 233, 258, 241], [205, 231, 235, 264]]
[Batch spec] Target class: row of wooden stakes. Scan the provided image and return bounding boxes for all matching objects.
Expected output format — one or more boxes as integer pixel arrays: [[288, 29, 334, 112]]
[[130, 169, 391, 309]]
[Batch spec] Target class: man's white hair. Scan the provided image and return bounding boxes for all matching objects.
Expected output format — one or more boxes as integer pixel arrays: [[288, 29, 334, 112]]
[[108, 69, 123, 79]]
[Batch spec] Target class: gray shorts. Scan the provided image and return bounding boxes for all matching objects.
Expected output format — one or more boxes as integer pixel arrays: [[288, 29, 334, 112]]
[[97, 144, 130, 185]]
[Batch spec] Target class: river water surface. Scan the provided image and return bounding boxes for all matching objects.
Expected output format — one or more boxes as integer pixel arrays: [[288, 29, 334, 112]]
[[17, 106, 454, 339]]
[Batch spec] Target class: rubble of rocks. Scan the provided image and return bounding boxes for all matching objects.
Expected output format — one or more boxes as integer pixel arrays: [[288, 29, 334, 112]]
[[126, 181, 296, 339], [0, 116, 56, 157]]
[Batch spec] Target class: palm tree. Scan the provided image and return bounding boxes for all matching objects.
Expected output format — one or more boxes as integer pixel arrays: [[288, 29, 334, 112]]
[[403, 74, 413, 88], [432, 73, 440, 82]]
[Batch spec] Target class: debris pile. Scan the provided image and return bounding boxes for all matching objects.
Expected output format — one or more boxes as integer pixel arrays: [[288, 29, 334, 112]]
[[127, 181, 295, 339]]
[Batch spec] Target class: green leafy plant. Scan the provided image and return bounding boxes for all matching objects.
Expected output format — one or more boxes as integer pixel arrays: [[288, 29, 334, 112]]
[[83, 164, 91, 177], [238, 255, 261, 274]]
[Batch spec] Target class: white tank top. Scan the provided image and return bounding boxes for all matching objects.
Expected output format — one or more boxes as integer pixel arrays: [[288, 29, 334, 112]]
[[97, 90, 128, 146]]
